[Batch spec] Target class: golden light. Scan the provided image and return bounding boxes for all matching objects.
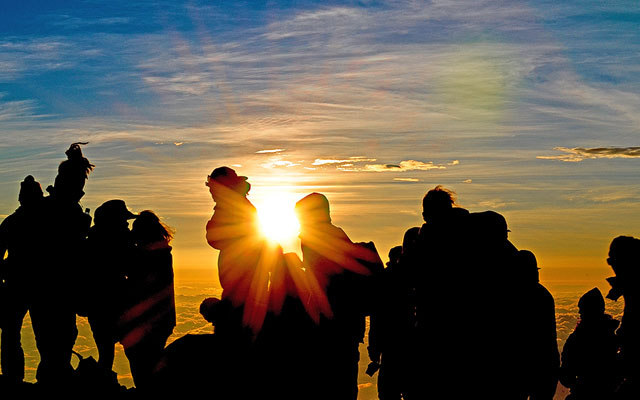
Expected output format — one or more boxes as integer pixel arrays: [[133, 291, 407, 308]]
[[255, 193, 301, 251]]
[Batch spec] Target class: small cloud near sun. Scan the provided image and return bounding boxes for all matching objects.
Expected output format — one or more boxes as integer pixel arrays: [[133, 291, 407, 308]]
[[174, 142, 184, 146], [463, 179, 473, 183], [393, 177, 420, 182], [256, 149, 286, 154], [537, 147, 640, 162]]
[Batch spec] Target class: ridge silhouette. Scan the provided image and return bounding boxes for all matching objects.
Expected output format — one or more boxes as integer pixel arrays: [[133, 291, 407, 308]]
[[1, 155, 639, 400]]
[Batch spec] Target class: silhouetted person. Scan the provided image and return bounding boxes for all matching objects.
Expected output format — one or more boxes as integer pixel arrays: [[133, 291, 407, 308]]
[[0, 176, 44, 384], [467, 209, 521, 397], [295, 192, 381, 400], [33, 143, 93, 385], [606, 235, 640, 398], [85, 200, 137, 375], [560, 288, 620, 399], [368, 244, 418, 400], [513, 250, 559, 400], [414, 186, 472, 397], [120, 210, 176, 390], [205, 166, 271, 335]]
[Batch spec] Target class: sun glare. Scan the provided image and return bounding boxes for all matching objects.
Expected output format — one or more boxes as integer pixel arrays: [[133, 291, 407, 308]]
[[256, 193, 301, 251]]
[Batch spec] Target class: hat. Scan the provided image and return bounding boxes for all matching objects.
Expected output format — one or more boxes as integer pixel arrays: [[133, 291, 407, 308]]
[[94, 200, 137, 225], [206, 166, 248, 188]]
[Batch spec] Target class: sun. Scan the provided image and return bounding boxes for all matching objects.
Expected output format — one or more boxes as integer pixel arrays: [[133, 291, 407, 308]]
[[255, 193, 301, 250]]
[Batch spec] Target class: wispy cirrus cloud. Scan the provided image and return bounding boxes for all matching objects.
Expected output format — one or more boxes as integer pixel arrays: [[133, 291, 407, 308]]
[[537, 147, 640, 162]]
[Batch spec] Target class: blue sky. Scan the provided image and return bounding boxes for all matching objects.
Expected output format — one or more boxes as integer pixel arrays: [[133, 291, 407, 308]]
[[1, 0, 639, 282]]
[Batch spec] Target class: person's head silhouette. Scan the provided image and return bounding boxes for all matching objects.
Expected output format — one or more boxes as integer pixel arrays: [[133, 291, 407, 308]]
[[517, 249, 540, 283], [132, 210, 173, 247], [607, 235, 640, 278], [295, 192, 331, 227], [206, 166, 250, 202], [578, 288, 605, 320], [49, 142, 94, 202], [422, 185, 455, 223], [94, 199, 137, 229], [18, 175, 43, 207]]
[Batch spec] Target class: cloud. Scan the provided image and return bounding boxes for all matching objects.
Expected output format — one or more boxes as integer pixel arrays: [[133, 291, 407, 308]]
[[537, 147, 640, 162], [312, 157, 377, 166], [363, 160, 447, 172], [309, 157, 452, 172], [256, 149, 286, 154], [463, 179, 473, 183], [393, 178, 420, 182], [261, 159, 300, 168], [0, 97, 39, 122]]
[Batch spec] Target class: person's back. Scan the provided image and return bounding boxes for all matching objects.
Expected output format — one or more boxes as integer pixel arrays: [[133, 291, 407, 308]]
[[560, 288, 620, 400]]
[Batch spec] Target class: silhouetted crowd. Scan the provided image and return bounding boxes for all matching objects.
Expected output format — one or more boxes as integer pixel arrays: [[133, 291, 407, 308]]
[[0, 144, 639, 400]]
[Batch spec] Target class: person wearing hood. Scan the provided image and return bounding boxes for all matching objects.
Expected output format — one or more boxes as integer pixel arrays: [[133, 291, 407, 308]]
[[559, 288, 621, 399]]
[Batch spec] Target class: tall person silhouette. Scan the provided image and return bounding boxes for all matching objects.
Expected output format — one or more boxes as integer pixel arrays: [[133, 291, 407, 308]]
[[0, 176, 44, 384], [33, 143, 93, 386]]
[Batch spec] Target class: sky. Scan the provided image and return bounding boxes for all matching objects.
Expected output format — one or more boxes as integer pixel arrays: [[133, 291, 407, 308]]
[[1, 0, 640, 288]]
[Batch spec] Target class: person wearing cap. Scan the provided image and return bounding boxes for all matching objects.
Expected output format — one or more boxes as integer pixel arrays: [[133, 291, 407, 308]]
[[205, 166, 270, 335], [0, 175, 44, 384], [85, 199, 137, 376], [559, 288, 621, 399]]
